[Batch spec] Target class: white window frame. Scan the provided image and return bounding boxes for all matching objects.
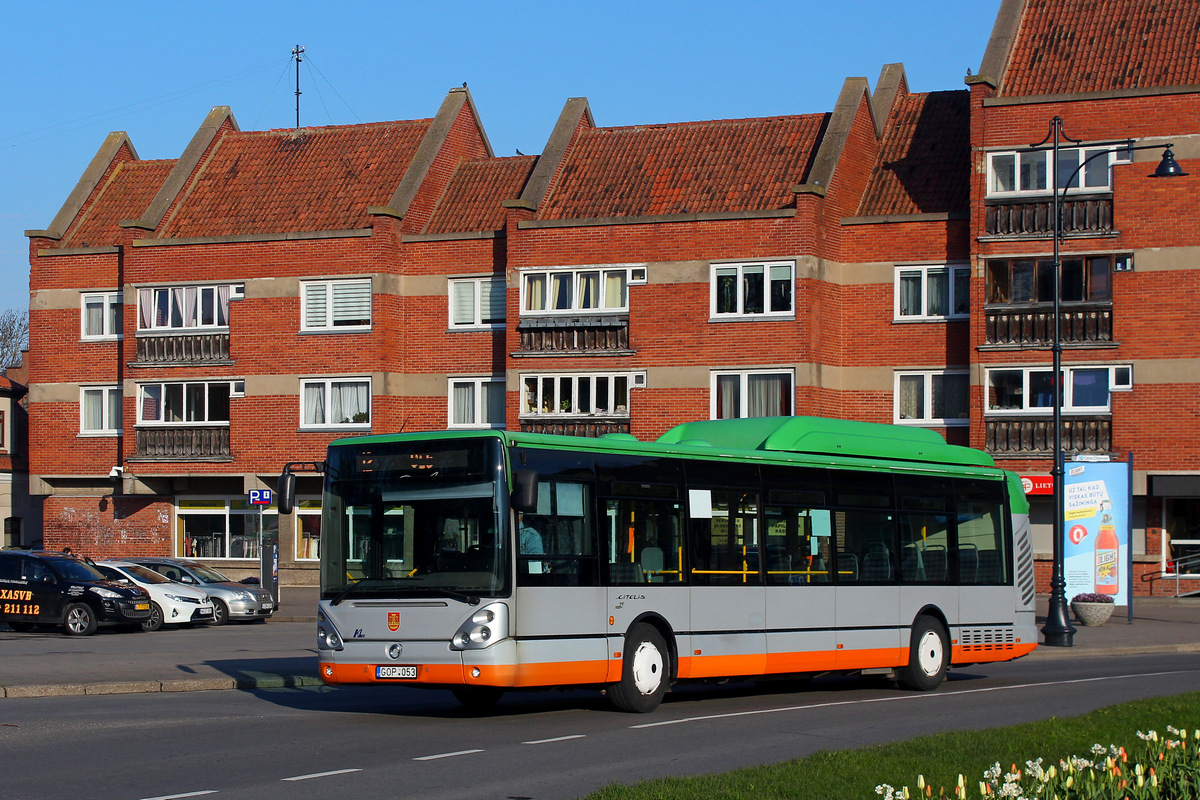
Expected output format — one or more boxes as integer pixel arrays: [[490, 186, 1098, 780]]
[[137, 285, 235, 331], [520, 372, 640, 417], [520, 265, 636, 316], [136, 381, 233, 426], [80, 385, 122, 436], [300, 377, 372, 429], [986, 145, 1132, 198], [984, 365, 1132, 415], [449, 277, 506, 329], [175, 497, 276, 561], [81, 292, 122, 340], [294, 497, 322, 561], [710, 260, 795, 319], [710, 369, 795, 419], [448, 377, 506, 429], [300, 278, 372, 332], [894, 370, 970, 426], [895, 264, 969, 321]]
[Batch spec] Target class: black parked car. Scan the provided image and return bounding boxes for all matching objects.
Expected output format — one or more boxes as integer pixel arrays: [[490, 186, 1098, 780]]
[[0, 551, 152, 635]]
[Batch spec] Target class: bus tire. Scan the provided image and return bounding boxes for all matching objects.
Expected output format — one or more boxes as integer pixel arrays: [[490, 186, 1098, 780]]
[[451, 686, 504, 710], [608, 623, 669, 713], [899, 616, 948, 691]]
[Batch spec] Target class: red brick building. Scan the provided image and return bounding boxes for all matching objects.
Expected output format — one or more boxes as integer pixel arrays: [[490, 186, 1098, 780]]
[[24, 0, 1200, 593]]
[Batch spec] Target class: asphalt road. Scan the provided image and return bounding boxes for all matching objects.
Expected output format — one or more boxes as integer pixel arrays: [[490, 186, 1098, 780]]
[[1, 651, 1198, 800]]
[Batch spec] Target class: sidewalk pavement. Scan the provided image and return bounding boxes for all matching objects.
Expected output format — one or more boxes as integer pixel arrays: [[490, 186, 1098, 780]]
[[1, 592, 1197, 699]]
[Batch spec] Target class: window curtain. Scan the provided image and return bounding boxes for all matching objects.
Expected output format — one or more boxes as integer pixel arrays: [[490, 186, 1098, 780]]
[[305, 283, 328, 328], [332, 280, 371, 326], [483, 279, 505, 324], [899, 375, 925, 419], [898, 272, 922, 316], [84, 298, 104, 336], [83, 390, 103, 430], [926, 269, 948, 316], [452, 382, 475, 425], [451, 282, 476, 326], [577, 271, 599, 309], [524, 274, 545, 312], [137, 289, 153, 329], [330, 381, 369, 424], [170, 288, 185, 328], [106, 388, 122, 430], [747, 373, 789, 417], [716, 374, 739, 419], [603, 271, 626, 309], [217, 285, 231, 326], [551, 273, 572, 310], [303, 383, 326, 425], [183, 287, 199, 328]]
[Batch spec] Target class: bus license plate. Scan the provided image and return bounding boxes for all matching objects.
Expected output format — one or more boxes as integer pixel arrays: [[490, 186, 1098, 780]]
[[376, 666, 418, 679]]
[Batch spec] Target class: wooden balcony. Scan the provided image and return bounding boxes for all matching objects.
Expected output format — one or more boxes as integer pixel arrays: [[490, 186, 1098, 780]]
[[985, 416, 1111, 455], [984, 195, 1113, 237], [519, 418, 630, 437], [135, 426, 231, 460], [517, 315, 631, 355], [134, 331, 231, 365], [985, 303, 1113, 346]]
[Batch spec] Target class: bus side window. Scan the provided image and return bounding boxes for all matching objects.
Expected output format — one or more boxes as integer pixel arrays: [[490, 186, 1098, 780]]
[[603, 496, 683, 585]]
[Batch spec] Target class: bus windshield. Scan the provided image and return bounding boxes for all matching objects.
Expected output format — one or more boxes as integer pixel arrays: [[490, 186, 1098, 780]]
[[320, 437, 509, 601]]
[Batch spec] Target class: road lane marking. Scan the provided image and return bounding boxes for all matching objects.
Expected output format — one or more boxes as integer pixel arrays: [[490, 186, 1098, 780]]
[[414, 749, 484, 761], [631, 668, 1200, 729], [282, 768, 362, 781], [139, 792, 218, 800], [523, 734, 586, 745]]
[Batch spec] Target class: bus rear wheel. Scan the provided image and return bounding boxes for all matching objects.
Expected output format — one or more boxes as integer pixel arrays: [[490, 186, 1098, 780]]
[[899, 616, 949, 691], [608, 623, 669, 713]]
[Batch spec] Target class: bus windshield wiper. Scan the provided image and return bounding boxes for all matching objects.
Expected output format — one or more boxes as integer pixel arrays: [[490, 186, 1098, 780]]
[[420, 587, 480, 606], [329, 578, 393, 606]]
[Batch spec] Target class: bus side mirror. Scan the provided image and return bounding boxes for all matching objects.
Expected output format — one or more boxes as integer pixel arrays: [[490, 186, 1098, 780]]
[[511, 469, 538, 513], [277, 472, 296, 515]]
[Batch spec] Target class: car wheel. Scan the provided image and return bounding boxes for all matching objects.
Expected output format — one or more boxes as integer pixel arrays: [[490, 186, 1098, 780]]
[[141, 602, 164, 632], [63, 603, 98, 636], [898, 615, 949, 691], [451, 686, 504, 710], [7, 621, 35, 632], [209, 599, 229, 626], [607, 623, 670, 713]]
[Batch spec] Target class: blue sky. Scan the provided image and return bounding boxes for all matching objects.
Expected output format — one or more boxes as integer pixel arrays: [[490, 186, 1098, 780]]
[[0, 1, 1001, 316]]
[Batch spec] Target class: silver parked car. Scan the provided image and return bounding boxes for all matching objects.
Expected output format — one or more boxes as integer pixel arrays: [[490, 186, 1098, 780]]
[[129, 558, 274, 625]]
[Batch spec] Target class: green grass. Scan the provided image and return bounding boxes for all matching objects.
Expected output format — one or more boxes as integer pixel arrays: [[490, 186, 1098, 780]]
[[579, 691, 1200, 800]]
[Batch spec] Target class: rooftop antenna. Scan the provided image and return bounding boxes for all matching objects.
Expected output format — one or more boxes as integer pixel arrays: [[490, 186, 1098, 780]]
[[292, 45, 305, 128]]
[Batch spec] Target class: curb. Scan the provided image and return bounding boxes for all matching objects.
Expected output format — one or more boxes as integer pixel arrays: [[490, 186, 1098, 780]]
[[1, 674, 324, 699], [1025, 641, 1200, 660]]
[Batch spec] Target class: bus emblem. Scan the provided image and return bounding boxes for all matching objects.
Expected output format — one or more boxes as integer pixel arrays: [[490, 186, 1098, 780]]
[[388, 612, 401, 631]]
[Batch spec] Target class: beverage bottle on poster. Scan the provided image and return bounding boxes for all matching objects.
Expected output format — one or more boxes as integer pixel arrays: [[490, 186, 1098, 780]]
[[1095, 503, 1119, 595]]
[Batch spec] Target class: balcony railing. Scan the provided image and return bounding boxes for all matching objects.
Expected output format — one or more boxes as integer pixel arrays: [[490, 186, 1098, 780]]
[[135, 331, 231, 365], [984, 195, 1113, 237], [985, 416, 1111, 455], [519, 417, 630, 437], [517, 315, 631, 355], [135, 426, 231, 460], [985, 303, 1113, 345]]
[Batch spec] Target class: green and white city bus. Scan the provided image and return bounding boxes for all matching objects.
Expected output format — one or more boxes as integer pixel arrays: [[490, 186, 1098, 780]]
[[278, 416, 1036, 712]]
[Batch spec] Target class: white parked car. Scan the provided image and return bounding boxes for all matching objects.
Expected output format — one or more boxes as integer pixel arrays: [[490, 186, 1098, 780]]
[[96, 560, 215, 631]]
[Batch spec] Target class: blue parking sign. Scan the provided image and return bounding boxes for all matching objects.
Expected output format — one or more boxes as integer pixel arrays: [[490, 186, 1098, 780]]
[[249, 488, 274, 506]]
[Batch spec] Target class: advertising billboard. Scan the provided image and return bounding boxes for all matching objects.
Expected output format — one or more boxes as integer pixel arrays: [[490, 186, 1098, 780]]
[[1063, 460, 1131, 605]]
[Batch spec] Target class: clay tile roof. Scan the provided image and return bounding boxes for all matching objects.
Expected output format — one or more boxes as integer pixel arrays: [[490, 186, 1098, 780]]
[[538, 114, 826, 220], [162, 119, 431, 238], [858, 90, 969, 217], [425, 155, 537, 234], [1002, 0, 1200, 96], [60, 159, 175, 248]]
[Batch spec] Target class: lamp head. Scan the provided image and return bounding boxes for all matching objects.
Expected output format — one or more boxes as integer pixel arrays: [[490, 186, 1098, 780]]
[[1151, 147, 1188, 178]]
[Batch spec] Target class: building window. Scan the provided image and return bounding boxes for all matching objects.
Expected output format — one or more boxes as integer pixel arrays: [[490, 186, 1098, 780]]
[[712, 370, 794, 419], [986, 146, 1130, 197], [896, 265, 969, 320], [301, 279, 372, 331], [301, 378, 371, 428], [711, 261, 794, 319], [450, 277, 505, 329], [176, 497, 277, 560], [137, 382, 231, 425], [449, 378, 505, 428], [81, 386, 122, 435], [986, 255, 1116, 305], [137, 285, 237, 331], [521, 267, 631, 315], [986, 365, 1131, 414], [895, 371, 969, 425], [295, 498, 322, 560], [521, 373, 636, 416], [81, 292, 121, 340]]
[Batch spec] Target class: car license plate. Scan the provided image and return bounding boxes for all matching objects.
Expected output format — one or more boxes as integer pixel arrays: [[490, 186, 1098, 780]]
[[135, 603, 150, 611], [198, 608, 212, 615], [376, 665, 418, 679], [260, 602, 273, 610]]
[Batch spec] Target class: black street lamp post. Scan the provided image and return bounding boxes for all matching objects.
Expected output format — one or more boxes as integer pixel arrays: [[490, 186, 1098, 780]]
[[1026, 117, 1187, 648]]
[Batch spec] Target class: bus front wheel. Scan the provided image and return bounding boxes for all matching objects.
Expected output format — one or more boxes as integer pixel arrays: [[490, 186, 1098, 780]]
[[899, 616, 949, 691], [608, 623, 669, 713]]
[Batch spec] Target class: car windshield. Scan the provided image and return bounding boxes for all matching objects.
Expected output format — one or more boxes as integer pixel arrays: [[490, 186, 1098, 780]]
[[120, 564, 171, 584], [187, 564, 233, 584], [51, 558, 106, 582]]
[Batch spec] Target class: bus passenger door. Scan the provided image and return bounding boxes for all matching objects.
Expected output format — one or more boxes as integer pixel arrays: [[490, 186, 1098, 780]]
[[833, 509, 902, 669], [763, 506, 837, 675]]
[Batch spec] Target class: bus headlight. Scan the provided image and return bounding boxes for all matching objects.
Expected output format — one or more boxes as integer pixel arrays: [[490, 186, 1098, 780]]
[[317, 610, 344, 651], [450, 602, 508, 650]]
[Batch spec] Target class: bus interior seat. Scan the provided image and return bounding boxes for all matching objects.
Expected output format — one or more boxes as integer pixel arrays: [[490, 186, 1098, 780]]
[[958, 545, 978, 582], [609, 561, 644, 584], [640, 547, 664, 582], [923, 547, 948, 582], [862, 546, 893, 581], [836, 552, 858, 581], [977, 550, 1000, 583]]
